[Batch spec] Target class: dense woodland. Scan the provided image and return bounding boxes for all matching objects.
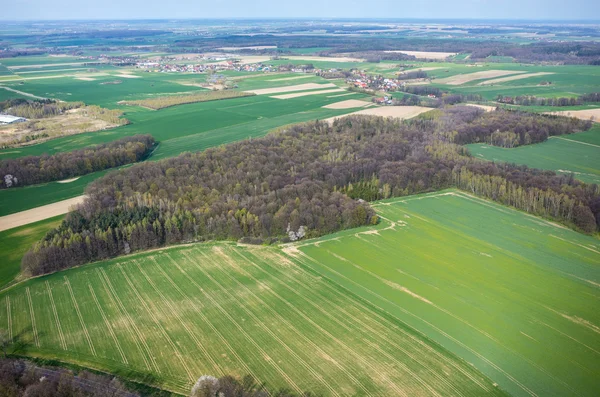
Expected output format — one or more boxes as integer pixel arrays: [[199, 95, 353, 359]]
[[22, 107, 600, 276], [0, 135, 155, 188], [0, 358, 140, 397]]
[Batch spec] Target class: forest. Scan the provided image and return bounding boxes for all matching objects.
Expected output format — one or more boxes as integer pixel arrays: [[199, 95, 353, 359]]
[[0, 135, 155, 188], [21, 107, 600, 276], [0, 99, 82, 119]]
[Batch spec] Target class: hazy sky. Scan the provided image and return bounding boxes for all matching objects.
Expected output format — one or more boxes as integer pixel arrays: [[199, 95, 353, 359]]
[[2, 0, 599, 21]]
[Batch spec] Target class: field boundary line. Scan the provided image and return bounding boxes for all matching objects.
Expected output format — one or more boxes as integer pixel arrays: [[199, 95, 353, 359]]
[[133, 259, 217, 378], [6, 296, 12, 342], [148, 258, 224, 376], [117, 264, 195, 383], [25, 288, 40, 347], [87, 284, 128, 365], [289, 250, 538, 396], [197, 249, 341, 397], [163, 253, 262, 386], [97, 269, 153, 372], [64, 276, 97, 357], [45, 281, 67, 350], [550, 136, 600, 148], [180, 251, 304, 394]]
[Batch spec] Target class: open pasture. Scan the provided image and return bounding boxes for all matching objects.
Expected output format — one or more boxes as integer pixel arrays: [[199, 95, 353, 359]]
[[467, 126, 600, 185], [0, 242, 505, 396], [295, 190, 600, 397]]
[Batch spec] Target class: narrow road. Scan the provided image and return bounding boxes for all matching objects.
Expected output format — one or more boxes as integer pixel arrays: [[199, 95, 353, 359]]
[[0, 85, 47, 100], [0, 195, 85, 232]]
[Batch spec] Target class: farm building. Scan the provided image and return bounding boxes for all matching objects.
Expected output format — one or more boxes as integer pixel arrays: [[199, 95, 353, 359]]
[[0, 115, 26, 125]]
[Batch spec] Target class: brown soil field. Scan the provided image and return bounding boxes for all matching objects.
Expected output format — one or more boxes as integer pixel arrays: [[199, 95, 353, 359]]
[[0, 196, 85, 232], [545, 109, 600, 121], [323, 106, 431, 123], [115, 74, 140, 79], [477, 72, 555, 85], [402, 67, 443, 72], [271, 88, 345, 99], [75, 77, 96, 81], [384, 51, 456, 60], [322, 99, 372, 109], [247, 83, 337, 95], [436, 70, 526, 85]]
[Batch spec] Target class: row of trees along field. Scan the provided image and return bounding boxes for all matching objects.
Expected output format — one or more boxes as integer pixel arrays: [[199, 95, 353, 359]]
[[21, 107, 600, 276], [0, 135, 155, 188], [496, 92, 600, 107]]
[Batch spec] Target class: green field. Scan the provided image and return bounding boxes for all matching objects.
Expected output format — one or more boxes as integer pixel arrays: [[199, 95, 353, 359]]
[[297, 191, 600, 397], [0, 216, 63, 289], [0, 243, 504, 396], [1, 190, 597, 396], [467, 126, 600, 185]]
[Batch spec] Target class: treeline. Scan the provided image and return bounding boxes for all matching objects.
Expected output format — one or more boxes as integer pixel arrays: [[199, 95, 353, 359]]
[[191, 374, 319, 397], [122, 90, 255, 110], [443, 107, 592, 147], [22, 108, 600, 276], [397, 70, 428, 80], [391, 93, 483, 108], [497, 92, 600, 107], [0, 98, 82, 119], [0, 135, 155, 188], [0, 358, 140, 397]]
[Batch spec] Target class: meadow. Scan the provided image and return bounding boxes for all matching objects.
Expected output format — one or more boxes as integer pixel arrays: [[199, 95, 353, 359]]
[[466, 125, 600, 185], [296, 190, 600, 397]]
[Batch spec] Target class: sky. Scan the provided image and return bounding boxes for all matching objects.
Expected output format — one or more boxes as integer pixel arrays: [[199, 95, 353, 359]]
[[2, 0, 599, 21]]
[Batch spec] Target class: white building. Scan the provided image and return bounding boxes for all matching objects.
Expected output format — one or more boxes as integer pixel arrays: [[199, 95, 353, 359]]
[[0, 115, 27, 125]]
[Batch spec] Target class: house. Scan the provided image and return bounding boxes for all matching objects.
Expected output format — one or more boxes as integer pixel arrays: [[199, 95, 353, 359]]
[[0, 115, 26, 125]]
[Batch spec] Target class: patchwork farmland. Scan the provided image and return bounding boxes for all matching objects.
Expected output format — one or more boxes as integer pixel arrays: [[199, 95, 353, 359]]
[[1, 190, 598, 396]]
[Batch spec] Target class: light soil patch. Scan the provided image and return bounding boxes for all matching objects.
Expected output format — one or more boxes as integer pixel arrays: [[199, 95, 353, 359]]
[[271, 88, 345, 99], [0, 195, 84, 232], [75, 77, 96, 81], [247, 83, 338, 95], [545, 109, 600, 122], [322, 99, 372, 109], [19, 68, 88, 74], [437, 70, 526, 85], [211, 55, 273, 65], [115, 74, 140, 79], [57, 177, 81, 184], [465, 104, 497, 112], [384, 51, 456, 60], [324, 106, 431, 124], [478, 72, 555, 85], [267, 75, 315, 82]]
